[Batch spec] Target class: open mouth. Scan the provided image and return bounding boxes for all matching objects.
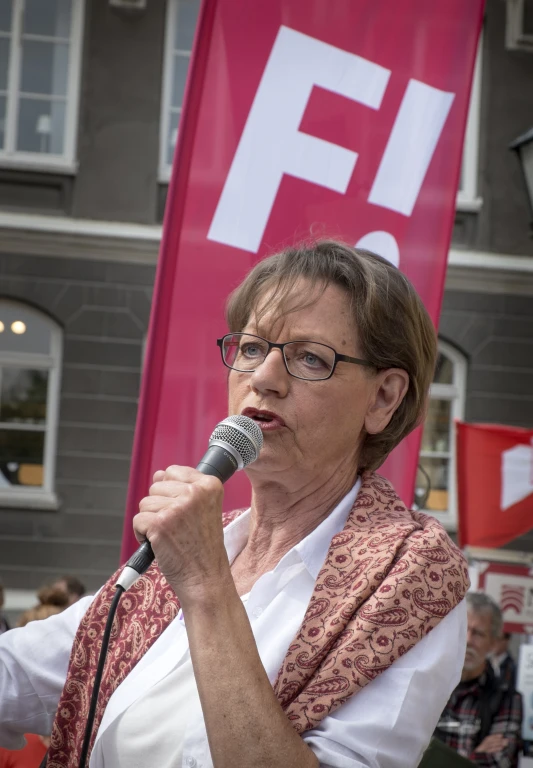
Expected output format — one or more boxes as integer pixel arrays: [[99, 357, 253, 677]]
[[241, 407, 285, 428]]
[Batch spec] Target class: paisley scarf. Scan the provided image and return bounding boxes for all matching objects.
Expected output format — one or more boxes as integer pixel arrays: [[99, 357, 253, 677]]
[[47, 472, 469, 766]]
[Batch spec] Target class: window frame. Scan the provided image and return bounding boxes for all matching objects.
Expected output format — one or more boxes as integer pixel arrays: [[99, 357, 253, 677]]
[[419, 340, 467, 531], [0, 0, 85, 174], [0, 300, 62, 509], [506, 0, 533, 51], [456, 37, 483, 212], [159, 0, 199, 183]]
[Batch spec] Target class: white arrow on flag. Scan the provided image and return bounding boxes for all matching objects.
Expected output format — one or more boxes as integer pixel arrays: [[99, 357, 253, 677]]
[[501, 442, 533, 511]]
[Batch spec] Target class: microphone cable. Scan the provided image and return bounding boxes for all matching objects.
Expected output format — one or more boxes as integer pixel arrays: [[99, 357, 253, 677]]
[[38, 586, 125, 768], [39, 415, 263, 768], [78, 585, 125, 768]]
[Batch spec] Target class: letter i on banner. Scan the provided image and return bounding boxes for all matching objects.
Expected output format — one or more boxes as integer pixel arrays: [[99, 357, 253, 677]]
[[121, 0, 485, 560]]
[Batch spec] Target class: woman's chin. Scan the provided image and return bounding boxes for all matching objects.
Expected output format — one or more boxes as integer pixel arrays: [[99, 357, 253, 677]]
[[246, 448, 292, 476]]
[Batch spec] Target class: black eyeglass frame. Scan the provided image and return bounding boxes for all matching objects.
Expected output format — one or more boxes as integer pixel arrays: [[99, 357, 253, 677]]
[[216, 333, 376, 381]]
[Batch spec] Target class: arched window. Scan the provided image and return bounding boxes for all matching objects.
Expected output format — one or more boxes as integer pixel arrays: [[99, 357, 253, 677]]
[[0, 300, 62, 508], [417, 340, 467, 530]]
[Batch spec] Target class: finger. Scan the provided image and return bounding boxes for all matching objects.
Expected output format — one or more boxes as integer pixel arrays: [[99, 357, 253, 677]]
[[132, 510, 152, 544], [139, 494, 178, 514], [149, 474, 223, 500], [148, 479, 192, 498], [481, 738, 501, 748], [161, 465, 206, 483], [153, 469, 165, 482], [478, 736, 507, 751], [133, 506, 173, 544]]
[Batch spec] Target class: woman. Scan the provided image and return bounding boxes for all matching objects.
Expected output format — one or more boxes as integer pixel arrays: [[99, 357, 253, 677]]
[[0, 241, 468, 768]]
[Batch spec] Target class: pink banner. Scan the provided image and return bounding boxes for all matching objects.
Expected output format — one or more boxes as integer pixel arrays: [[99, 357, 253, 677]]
[[121, 0, 484, 560]]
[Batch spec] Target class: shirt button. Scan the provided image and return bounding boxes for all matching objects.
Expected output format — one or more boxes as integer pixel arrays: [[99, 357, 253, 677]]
[[252, 606, 263, 618], [185, 758, 197, 768]]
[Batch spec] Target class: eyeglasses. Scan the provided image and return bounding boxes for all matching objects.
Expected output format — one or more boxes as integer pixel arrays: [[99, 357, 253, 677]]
[[217, 333, 375, 382]]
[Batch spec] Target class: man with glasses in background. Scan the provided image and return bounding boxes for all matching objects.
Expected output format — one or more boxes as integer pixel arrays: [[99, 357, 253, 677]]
[[434, 592, 523, 767]]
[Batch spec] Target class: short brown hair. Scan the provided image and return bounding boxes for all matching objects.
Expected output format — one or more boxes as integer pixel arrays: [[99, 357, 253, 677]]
[[56, 575, 86, 599], [226, 240, 437, 471], [17, 584, 69, 627]]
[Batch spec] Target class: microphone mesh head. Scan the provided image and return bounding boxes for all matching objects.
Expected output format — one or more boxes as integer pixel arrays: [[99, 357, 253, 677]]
[[209, 415, 263, 467]]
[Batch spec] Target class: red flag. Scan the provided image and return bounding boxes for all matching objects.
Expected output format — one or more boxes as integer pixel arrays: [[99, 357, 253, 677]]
[[457, 421, 533, 548], [121, 0, 484, 561]]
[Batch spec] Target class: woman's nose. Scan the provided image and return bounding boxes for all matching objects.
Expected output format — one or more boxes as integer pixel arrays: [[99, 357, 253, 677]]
[[250, 348, 290, 396]]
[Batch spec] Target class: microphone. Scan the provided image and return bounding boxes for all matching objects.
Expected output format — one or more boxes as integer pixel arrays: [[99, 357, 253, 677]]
[[116, 415, 263, 591]]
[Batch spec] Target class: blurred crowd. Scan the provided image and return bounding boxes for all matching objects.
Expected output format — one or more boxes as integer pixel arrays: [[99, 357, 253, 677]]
[[0, 576, 86, 768]]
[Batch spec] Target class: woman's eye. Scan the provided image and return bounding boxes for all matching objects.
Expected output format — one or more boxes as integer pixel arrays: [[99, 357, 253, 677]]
[[241, 344, 262, 358], [301, 351, 327, 368]]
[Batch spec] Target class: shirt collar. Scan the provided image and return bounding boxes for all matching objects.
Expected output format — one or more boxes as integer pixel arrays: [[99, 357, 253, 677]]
[[222, 477, 361, 580]]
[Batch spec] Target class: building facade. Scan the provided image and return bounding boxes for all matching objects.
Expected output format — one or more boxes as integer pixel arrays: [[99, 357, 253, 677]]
[[0, 0, 532, 619]]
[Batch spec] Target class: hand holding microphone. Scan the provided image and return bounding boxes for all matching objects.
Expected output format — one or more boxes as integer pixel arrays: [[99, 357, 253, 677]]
[[117, 416, 263, 592]]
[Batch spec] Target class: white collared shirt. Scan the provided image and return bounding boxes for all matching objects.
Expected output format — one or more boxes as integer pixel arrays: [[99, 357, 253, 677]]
[[0, 479, 466, 768]]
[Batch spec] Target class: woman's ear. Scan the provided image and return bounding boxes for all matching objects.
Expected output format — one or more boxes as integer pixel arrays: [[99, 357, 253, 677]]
[[364, 368, 409, 435]]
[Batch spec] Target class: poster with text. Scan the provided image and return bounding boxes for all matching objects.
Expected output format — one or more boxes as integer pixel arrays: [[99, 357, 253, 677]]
[[122, 0, 485, 560]]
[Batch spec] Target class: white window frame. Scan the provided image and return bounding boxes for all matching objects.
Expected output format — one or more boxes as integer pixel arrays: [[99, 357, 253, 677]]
[[506, 0, 533, 51], [419, 340, 467, 531], [456, 38, 483, 212], [0, 0, 84, 174], [0, 300, 62, 509], [159, 0, 198, 182]]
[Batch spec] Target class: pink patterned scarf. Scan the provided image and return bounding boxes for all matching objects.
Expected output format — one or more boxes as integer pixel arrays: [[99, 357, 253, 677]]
[[48, 472, 469, 766]]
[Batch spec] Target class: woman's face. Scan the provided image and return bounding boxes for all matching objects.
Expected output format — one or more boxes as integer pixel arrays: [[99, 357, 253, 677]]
[[228, 280, 406, 485]]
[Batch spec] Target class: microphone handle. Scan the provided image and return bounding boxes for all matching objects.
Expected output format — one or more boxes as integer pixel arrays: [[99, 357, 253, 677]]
[[195, 444, 238, 483], [117, 445, 240, 590]]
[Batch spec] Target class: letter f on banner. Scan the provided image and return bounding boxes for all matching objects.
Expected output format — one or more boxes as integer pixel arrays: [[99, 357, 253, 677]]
[[207, 26, 390, 254]]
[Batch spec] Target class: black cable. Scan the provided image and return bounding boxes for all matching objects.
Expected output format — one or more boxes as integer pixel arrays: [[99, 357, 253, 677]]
[[78, 585, 124, 768], [37, 585, 125, 768]]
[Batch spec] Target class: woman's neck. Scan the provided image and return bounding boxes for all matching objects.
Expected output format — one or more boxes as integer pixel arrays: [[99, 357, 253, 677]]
[[239, 466, 358, 573]]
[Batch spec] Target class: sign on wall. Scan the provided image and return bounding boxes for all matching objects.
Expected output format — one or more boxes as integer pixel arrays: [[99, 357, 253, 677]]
[[478, 562, 533, 635], [121, 0, 485, 560]]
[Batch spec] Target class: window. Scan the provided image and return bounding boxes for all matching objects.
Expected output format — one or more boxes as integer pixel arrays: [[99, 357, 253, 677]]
[[0, 300, 62, 508], [456, 39, 483, 211], [159, 0, 200, 181], [417, 341, 467, 530], [506, 0, 533, 51], [0, 0, 84, 172]]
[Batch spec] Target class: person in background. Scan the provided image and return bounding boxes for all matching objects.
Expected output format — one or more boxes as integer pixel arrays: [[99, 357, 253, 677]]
[[491, 631, 517, 691], [17, 585, 69, 627], [434, 592, 523, 767], [51, 575, 86, 606], [0, 583, 9, 635], [0, 585, 69, 767]]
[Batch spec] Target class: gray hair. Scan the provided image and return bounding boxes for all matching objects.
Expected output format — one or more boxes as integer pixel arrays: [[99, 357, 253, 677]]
[[467, 592, 503, 639]]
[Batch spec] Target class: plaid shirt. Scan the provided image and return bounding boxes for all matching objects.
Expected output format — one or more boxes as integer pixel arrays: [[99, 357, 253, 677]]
[[434, 664, 523, 768]]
